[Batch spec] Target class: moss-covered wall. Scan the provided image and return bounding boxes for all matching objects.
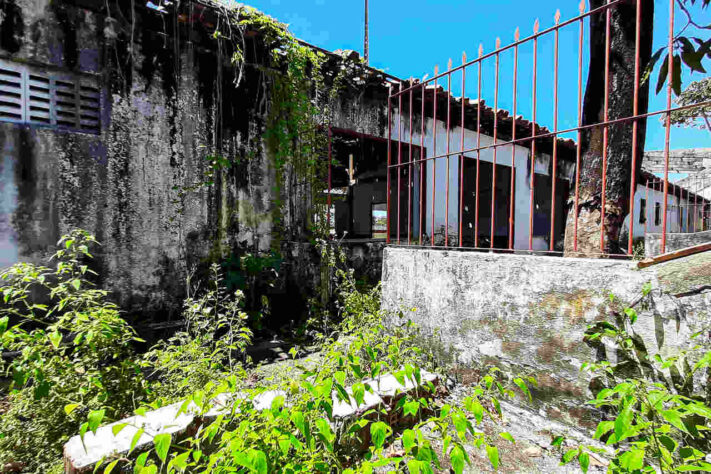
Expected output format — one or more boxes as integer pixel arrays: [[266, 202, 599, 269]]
[[0, 0, 389, 319], [382, 247, 711, 428]]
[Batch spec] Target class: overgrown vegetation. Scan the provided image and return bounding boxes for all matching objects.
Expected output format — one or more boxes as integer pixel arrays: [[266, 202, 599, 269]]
[[557, 286, 711, 473], [0, 232, 531, 473]]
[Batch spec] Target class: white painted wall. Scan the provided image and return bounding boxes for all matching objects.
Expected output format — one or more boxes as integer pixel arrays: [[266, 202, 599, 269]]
[[391, 110, 705, 251], [392, 110, 567, 251]]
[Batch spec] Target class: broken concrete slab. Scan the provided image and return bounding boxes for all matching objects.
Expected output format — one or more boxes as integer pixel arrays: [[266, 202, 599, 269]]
[[63, 372, 439, 473]]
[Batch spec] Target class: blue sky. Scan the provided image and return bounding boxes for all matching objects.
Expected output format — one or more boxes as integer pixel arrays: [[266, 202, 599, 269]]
[[241, 0, 710, 152]]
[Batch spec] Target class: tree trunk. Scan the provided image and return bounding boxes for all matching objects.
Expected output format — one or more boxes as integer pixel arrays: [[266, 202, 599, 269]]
[[563, 0, 654, 256]]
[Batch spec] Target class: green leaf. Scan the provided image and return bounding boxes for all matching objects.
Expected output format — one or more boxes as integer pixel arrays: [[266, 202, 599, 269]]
[[153, 433, 171, 463], [130, 428, 145, 453], [499, 432, 515, 443], [104, 460, 119, 474], [450, 445, 466, 474], [112, 423, 128, 436], [614, 405, 633, 441], [402, 429, 416, 452], [352, 383, 366, 406], [71, 279, 81, 291], [88, 409, 105, 434], [486, 445, 499, 469], [403, 400, 419, 417], [0, 316, 8, 335], [619, 449, 645, 471], [64, 404, 80, 416], [168, 452, 190, 471], [678, 462, 711, 472], [48, 331, 62, 349], [513, 377, 532, 401], [661, 409, 689, 433], [371, 421, 389, 449], [248, 449, 268, 474], [551, 435, 565, 447], [593, 421, 614, 440], [562, 449, 578, 464], [135, 452, 149, 471], [466, 398, 484, 424], [578, 451, 590, 474]]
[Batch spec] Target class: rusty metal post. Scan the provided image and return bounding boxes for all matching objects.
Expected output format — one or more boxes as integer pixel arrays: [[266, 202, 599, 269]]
[[475, 48, 483, 247], [599, 0, 612, 252], [408, 80, 414, 244], [459, 52, 467, 248], [432, 67, 439, 246], [386, 84, 392, 244], [528, 21, 539, 251], [661, 0, 674, 253], [420, 83, 425, 245], [627, 0, 642, 254], [491, 38, 501, 249], [574, 0, 585, 253], [549, 11, 561, 252], [397, 83, 403, 244], [509, 29, 519, 250], [446, 63, 452, 246]]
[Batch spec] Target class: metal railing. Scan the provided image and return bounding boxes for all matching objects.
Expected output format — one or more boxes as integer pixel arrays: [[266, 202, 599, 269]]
[[384, 0, 711, 256]]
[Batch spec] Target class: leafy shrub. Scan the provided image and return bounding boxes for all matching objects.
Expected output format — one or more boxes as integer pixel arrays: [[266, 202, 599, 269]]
[[0, 231, 146, 473], [102, 243, 531, 474], [142, 263, 253, 400], [559, 286, 711, 473]]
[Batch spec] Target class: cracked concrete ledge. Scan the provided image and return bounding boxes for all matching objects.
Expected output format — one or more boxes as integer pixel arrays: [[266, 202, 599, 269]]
[[63, 371, 438, 473]]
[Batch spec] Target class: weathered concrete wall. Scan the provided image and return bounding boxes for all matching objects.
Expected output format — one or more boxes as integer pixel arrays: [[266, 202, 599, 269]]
[[0, 0, 388, 319], [645, 230, 711, 257], [381, 247, 711, 427]]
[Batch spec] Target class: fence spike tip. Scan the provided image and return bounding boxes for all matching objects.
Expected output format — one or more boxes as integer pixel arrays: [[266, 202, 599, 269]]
[[555, 9, 561, 24], [579, 0, 586, 14], [496, 37, 501, 49], [434, 65, 439, 74], [478, 44, 484, 57], [534, 18, 540, 33], [448, 58, 453, 70], [514, 27, 520, 41], [462, 51, 467, 63]]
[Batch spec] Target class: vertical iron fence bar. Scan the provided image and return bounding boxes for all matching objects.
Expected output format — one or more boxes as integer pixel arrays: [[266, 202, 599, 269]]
[[644, 179, 649, 237], [491, 39, 501, 249], [476, 47, 483, 247], [694, 176, 698, 232], [446, 63, 452, 246], [574, 0, 585, 253], [627, 0, 642, 254], [459, 52, 467, 247], [509, 29, 520, 250], [420, 83, 425, 245], [397, 83, 403, 244], [432, 67, 439, 246], [408, 80, 414, 245], [387, 84, 392, 244], [529, 22, 539, 251], [661, 0, 674, 253], [549, 11, 561, 252], [600, 0, 612, 252]]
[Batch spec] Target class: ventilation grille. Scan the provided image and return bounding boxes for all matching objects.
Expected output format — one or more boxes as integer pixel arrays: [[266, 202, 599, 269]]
[[0, 60, 101, 133]]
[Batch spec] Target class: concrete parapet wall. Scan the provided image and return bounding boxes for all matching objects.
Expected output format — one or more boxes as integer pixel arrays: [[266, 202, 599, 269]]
[[381, 247, 711, 428], [645, 230, 711, 257]]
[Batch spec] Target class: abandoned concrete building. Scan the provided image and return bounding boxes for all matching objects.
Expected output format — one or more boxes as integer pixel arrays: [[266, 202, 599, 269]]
[[1, 0, 710, 470], [2, 0, 709, 322]]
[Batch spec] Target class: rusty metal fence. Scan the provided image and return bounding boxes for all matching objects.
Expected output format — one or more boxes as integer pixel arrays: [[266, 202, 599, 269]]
[[381, 0, 711, 256]]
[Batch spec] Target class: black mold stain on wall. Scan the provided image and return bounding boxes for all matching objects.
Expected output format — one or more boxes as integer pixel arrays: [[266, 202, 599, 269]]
[[0, 0, 24, 53], [50, 1, 78, 69]]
